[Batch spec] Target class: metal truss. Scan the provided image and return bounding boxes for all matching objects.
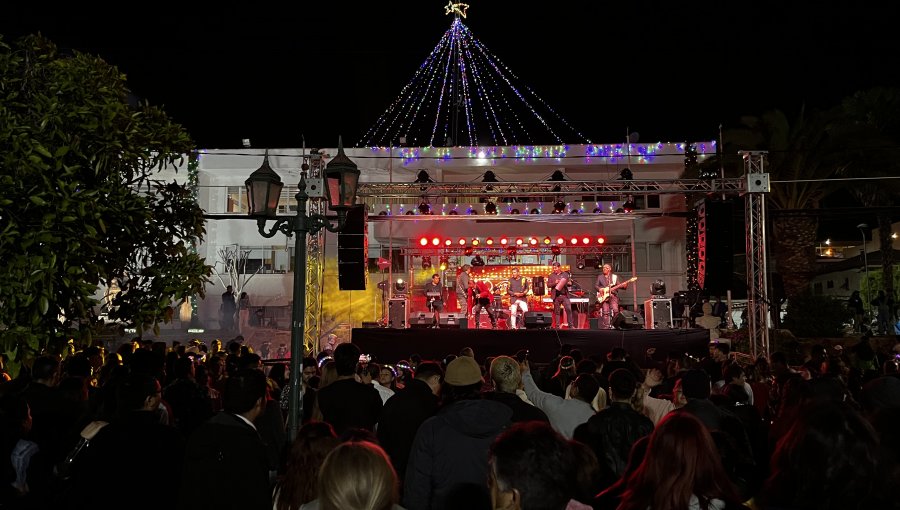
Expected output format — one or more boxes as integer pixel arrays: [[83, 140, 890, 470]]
[[400, 245, 632, 257], [304, 151, 326, 354], [742, 151, 770, 360], [356, 178, 747, 201]]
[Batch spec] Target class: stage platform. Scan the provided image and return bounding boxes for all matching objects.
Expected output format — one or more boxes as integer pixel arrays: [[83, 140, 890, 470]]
[[351, 327, 712, 365]]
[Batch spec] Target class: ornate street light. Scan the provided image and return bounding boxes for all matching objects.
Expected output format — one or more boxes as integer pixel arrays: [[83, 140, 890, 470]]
[[245, 139, 360, 440]]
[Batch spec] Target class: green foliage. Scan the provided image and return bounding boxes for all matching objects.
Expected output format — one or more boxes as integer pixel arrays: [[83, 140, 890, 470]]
[[781, 293, 852, 338], [0, 34, 212, 355]]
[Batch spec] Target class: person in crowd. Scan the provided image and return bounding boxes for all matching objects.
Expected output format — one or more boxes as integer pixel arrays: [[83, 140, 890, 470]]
[[315, 343, 382, 435], [377, 361, 443, 487], [0, 393, 41, 503], [221, 285, 237, 332], [361, 362, 395, 405], [404, 356, 511, 510], [521, 360, 597, 439], [848, 290, 865, 332], [178, 369, 271, 510], [379, 365, 399, 392], [592, 436, 649, 510], [238, 291, 251, 333], [488, 421, 591, 510], [545, 355, 577, 397], [274, 421, 340, 510], [616, 412, 748, 510], [701, 341, 730, 385], [301, 441, 404, 510], [163, 356, 214, 438], [596, 348, 643, 393], [483, 356, 549, 424]]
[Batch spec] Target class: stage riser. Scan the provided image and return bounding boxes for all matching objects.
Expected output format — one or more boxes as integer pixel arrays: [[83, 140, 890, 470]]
[[351, 328, 711, 365]]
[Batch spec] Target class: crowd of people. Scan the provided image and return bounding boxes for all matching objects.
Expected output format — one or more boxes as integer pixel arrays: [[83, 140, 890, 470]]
[[1, 334, 899, 510]]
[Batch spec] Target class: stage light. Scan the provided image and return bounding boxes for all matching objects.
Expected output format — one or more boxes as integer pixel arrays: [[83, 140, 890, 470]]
[[431, 237, 440, 246], [593, 207, 603, 214], [472, 255, 485, 266], [482, 171, 498, 192], [422, 256, 432, 269], [506, 247, 517, 256], [543, 237, 552, 245], [529, 237, 538, 246], [439, 256, 449, 271], [530, 208, 540, 214], [485, 202, 497, 214], [414, 170, 433, 183], [464, 246, 474, 255], [651, 279, 667, 296], [582, 237, 590, 245], [419, 237, 429, 247], [500, 237, 508, 246], [597, 237, 605, 244], [444, 239, 453, 246], [472, 238, 480, 246], [486, 237, 494, 246], [570, 209, 580, 214], [553, 201, 566, 213], [570, 237, 578, 245], [620, 168, 633, 180], [510, 208, 520, 214], [394, 279, 407, 294], [556, 237, 565, 245], [449, 210, 459, 215], [459, 238, 467, 245], [577, 256, 586, 270], [515, 238, 523, 246], [418, 202, 431, 215], [405, 211, 415, 215], [378, 211, 388, 216], [551, 245, 561, 255]]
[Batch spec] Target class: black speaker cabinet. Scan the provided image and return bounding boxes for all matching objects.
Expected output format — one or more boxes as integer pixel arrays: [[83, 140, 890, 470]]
[[439, 313, 464, 329], [338, 205, 368, 290], [696, 199, 734, 296], [590, 317, 602, 330], [644, 299, 673, 329], [612, 310, 643, 330], [387, 298, 408, 329], [523, 311, 552, 329], [410, 312, 435, 328]]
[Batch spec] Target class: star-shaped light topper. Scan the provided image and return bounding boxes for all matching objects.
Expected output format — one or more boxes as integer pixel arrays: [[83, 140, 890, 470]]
[[444, 1, 469, 18]]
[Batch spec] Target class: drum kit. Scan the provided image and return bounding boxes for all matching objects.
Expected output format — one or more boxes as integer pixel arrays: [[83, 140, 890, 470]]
[[481, 276, 588, 311]]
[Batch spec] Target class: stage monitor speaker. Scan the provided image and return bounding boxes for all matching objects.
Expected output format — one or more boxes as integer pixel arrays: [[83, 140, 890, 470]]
[[387, 298, 408, 329], [523, 311, 552, 329], [612, 310, 643, 330], [410, 312, 435, 328], [644, 298, 673, 329], [590, 317, 602, 330], [696, 199, 734, 296], [439, 313, 464, 329], [338, 205, 368, 290]]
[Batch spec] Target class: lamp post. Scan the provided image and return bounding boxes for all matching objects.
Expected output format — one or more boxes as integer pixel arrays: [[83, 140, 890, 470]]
[[245, 139, 360, 441], [857, 223, 871, 320]]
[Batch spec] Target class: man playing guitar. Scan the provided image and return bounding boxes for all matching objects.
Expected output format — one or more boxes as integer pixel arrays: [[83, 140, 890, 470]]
[[507, 267, 530, 329], [595, 264, 636, 329], [547, 261, 573, 329], [423, 273, 444, 328]]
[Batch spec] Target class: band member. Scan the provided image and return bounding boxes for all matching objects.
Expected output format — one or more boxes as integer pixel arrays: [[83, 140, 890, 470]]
[[507, 268, 530, 329], [470, 279, 497, 329], [423, 273, 444, 328], [547, 261, 573, 329], [456, 264, 471, 316], [595, 263, 626, 329]]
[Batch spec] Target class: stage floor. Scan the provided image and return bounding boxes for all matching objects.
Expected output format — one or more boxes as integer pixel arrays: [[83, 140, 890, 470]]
[[351, 327, 712, 365]]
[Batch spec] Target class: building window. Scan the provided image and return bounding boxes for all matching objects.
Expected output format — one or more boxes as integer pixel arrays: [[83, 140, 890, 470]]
[[813, 282, 823, 295], [647, 243, 663, 271], [226, 187, 247, 213]]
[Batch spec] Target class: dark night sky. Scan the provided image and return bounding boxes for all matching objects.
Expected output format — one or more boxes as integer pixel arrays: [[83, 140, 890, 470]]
[[3, 2, 898, 150]]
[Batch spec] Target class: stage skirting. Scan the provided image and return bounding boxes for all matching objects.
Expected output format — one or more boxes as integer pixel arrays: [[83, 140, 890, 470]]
[[351, 327, 712, 365]]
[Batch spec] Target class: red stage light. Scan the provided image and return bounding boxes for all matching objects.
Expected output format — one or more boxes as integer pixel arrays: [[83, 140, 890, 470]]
[[515, 238, 524, 246], [529, 237, 538, 246], [419, 237, 429, 246], [543, 237, 552, 245], [570, 237, 579, 245], [551, 245, 561, 255], [445, 239, 453, 246], [582, 237, 590, 245], [597, 237, 605, 244], [556, 237, 565, 245], [486, 237, 494, 245], [432, 237, 440, 246], [500, 237, 508, 246], [472, 238, 480, 246], [459, 238, 467, 245]]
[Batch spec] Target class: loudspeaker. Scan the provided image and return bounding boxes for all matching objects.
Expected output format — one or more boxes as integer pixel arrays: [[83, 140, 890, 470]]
[[338, 205, 368, 290], [387, 298, 408, 329], [439, 313, 464, 329], [410, 312, 435, 328], [696, 199, 734, 296], [644, 299, 673, 329], [590, 317, 602, 330], [612, 310, 643, 330], [523, 311, 552, 329]]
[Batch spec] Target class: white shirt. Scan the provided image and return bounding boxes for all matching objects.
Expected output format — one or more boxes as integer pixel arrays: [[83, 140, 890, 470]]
[[234, 413, 257, 431], [371, 380, 395, 404]]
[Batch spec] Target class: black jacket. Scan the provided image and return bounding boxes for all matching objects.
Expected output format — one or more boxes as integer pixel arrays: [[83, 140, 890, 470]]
[[573, 402, 653, 481], [377, 379, 440, 482], [483, 391, 550, 424]]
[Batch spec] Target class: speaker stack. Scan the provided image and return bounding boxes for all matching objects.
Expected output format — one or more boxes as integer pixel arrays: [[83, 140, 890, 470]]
[[696, 199, 734, 296], [337, 205, 368, 290]]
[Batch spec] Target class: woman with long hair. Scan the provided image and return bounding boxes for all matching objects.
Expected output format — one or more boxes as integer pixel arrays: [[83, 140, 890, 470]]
[[617, 412, 746, 510], [274, 422, 340, 510], [301, 441, 404, 510]]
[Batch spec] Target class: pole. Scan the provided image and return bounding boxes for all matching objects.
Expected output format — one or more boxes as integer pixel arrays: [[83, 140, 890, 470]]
[[287, 182, 309, 442], [861, 229, 871, 320]]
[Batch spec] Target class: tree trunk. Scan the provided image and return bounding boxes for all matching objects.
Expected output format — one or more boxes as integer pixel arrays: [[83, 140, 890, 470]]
[[877, 212, 895, 301], [772, 215, 819, 299]]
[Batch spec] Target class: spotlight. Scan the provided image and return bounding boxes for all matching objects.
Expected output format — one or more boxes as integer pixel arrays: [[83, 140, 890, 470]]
[[467, 208, 478, 215], [529, 237, 538, 246], [444, 239, 453, 246], [394, 279, 407, 293], [378, 211, 388, 216], [553, 201, 566, 213], [472, 254, 485, 267], [556, 237, 565, 245], [418, 202, 431, 215], [482, 171, 499, 191], [530, 208, 540, 215], [543, 237, 551, 245], [486, 237, 494, 246], [651, 279, 667, 296], [510, 208, 520, 214], [414, 170, 433, 183], [548, 170, 566, 193], [405, 210, 415, 215], [449, 210, 459, 215], [419, 237, 429, 246], [582, 237, 590, 245], [500, 237, 508, 246], [551, 245, 561, 255], [570, 237, 578, 245], [464, 246, 474, 256], [485, 202, 497, 215], [458, 238, 467, 245], [472, 238, 480, 246], [593, 207, 602, 214], [577, 256, 586, 270], [569, 209, 579, 214], [597, 237, 605, 244], [515, 238, 523, 246], [422, 256, 432, 270], [619, 168, 633, 180], [432, 237, 440, 246]]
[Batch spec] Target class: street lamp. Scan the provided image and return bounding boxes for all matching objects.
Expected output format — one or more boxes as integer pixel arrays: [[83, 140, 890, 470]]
[[857, 223, 871, 320], [245, 139, 360, 440]]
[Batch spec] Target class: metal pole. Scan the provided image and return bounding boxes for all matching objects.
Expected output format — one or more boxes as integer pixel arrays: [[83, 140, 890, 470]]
[[861, 228, 871, 319], [287, 182, 309, 442]]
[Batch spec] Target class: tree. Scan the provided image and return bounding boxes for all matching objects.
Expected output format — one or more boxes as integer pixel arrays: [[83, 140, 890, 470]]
[[0, 34, 211, 355]]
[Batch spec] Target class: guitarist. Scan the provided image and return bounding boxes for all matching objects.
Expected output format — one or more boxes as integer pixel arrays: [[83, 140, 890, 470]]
[[547, 261, 574, 329], [595, 263, 628, 329]]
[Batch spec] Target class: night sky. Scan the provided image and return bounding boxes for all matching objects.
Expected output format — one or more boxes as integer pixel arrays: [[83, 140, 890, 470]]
[[4, 2, 896, 151]]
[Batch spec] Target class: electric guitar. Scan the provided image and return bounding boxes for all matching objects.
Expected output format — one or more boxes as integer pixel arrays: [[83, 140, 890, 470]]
[[597, 276, 638, 303]]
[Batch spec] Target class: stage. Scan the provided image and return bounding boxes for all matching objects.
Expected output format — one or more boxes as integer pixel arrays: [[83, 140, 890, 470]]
[[351, 326, 712, 365]]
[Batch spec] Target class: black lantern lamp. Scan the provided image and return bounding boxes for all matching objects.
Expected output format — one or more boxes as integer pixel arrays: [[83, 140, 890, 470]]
[[245, 150, 284, 218]]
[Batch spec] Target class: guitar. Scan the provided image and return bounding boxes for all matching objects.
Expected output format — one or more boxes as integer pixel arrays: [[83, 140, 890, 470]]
[[597, 276, 638, 303]]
